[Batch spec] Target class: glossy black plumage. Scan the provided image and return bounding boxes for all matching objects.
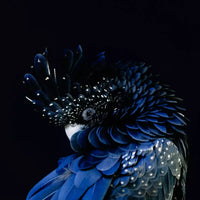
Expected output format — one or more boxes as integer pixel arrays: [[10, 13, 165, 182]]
[[24, 46, 188, 200]]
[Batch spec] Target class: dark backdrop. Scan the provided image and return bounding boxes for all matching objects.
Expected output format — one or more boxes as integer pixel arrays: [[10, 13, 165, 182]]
[[2, 0, 200, 199]]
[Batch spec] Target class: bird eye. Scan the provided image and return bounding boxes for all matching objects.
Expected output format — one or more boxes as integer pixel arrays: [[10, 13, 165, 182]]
[[82, 108, 96, 121]]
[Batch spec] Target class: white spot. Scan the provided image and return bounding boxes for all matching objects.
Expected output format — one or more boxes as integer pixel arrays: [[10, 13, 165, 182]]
[[167, 141, 171, 146], [148, 165, 152, 169], [138, 150, 142, 154], [155, 140, 159, 148], [120, 181, 124, 185], [131, 177, 134, 180], [150, 155, 155, 160], [128, 161, 133, 166], [138, 191, 142, 195], [45, 76, 49, 80], [122, 153, 128, 158], [158, 147, 162, 152], [65, 124, 84, 140]]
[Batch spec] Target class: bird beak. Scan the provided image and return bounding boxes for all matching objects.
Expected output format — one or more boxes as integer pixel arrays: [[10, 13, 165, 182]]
[[64, 124, 84, 140]]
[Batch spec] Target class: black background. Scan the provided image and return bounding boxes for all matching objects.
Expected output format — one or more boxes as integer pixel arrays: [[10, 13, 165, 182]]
[[2, 0, 200, 199]]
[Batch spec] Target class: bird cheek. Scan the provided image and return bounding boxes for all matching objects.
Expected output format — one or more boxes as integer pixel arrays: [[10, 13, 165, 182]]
[[64, 124, 84, 140]]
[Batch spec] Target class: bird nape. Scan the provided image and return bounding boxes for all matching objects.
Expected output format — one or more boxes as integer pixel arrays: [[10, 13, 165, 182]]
[[24, 45, 188, 200]]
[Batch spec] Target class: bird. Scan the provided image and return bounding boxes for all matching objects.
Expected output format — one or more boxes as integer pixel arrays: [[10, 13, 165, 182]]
[[24, 45, 188, 200]]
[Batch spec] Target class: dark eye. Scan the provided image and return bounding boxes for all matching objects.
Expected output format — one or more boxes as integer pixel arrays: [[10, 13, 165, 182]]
[[82, 108, 96, 121]]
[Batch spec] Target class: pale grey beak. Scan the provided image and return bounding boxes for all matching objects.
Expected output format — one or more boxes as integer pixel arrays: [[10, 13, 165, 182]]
[[64, 124, 84, 140]]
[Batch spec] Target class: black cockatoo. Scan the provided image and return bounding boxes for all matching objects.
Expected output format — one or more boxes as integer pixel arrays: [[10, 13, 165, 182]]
[[24, 45, 188, 200]]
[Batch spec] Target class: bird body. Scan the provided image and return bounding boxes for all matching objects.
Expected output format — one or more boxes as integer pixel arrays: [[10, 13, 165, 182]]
[[24, 46, 188, 200]]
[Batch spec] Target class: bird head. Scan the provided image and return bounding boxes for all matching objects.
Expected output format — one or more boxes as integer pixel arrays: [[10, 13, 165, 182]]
[[24, 45, 187, 153]]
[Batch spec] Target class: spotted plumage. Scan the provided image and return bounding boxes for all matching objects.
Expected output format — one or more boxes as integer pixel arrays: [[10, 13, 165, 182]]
[[24, 45, 188, 200]]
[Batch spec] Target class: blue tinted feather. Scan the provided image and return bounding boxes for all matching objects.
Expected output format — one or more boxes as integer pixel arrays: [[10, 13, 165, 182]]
[[69, 156, 84, 173], [34, 54, 50, 77], [79, 155, 102, 170], [155, 111, 169, 118], [56, 155, 77, 174], [96, 126, 112, 146], [153, 123, 167, 134], [109, 127, 129, 144], [27, 170, 65, 200], [127, 129, 150, 142], [171, 125, 186, 135], [24, 73, 41, 92], [90, 149, 108, 158], [74, 168, 102, 188], [96, 154, 120, 171], [136, 121, 153, 136], [173, 113, 187, 126], [26, 170, 57, 200], [88, 127, 102, 148], [92, 52, 105, 67], [168, 117, 183, 126], [82, 177, 112, 200], [58, 169, 102, 200], [101, 159, 121, 176], [126, 124, 138, 130], [57, 174, 76, 200]]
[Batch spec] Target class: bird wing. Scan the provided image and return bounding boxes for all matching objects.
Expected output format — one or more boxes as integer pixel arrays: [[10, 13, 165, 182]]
[[26, 150, 119, 200], [108, 138, 186, 200], [26, 138, 186, 200]]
